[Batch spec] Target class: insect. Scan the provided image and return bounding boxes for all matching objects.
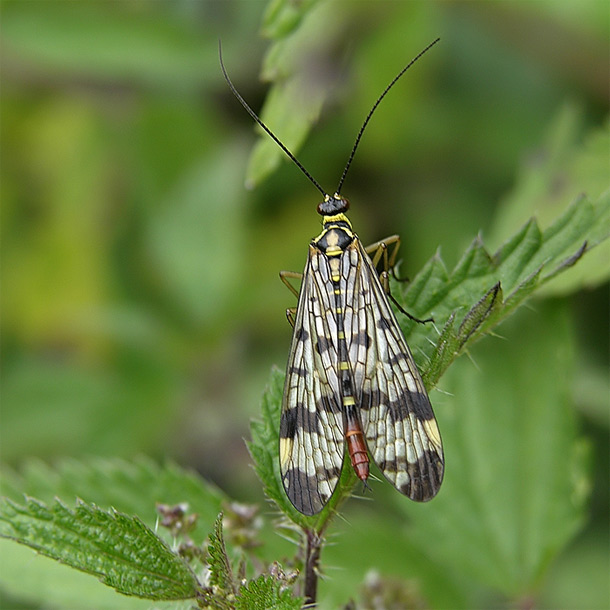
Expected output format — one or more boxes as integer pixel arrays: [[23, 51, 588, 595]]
[[220, 40, 444, 515]]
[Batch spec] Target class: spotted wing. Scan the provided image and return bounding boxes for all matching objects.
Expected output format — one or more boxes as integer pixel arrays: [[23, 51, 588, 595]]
[[279, 246, 345, 515], [345, 239, 444, 501]]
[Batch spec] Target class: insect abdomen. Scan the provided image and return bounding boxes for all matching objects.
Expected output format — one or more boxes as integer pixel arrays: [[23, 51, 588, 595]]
[[345, 405, 369, 482], [325, 237, 372, 484]]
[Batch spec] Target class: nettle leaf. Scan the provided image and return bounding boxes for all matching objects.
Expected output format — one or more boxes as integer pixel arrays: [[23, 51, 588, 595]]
[[489, 107, 609, 261], [248, 367, 287, 514], [395, 191, 609, 389], [245, 2, 345, 187], [0, 456, 225, 544], [207, 513, 235, 596], [261, 0, 322, 39], [0, 497, 199, 600], [401, 302, 590, 598], [237, 574, 303, 610], [201, 514, 302, 610]]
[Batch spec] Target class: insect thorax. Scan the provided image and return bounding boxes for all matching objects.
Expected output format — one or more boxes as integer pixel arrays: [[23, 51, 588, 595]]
[[313, 213, 355, 255]]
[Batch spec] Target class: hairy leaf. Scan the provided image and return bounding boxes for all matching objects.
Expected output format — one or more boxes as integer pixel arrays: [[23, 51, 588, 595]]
[[237, 574, 303, 610], [0, 498, 199, 600], [402, 303, 590, 597], [396, 191, 610, 389], [207, 513, 235, 595], [0, 456, 225, 545]]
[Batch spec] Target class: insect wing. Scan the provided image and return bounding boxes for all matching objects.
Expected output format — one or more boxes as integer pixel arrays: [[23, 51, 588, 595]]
[[279, 247, 345, 515], [349, 240, 444, 501]]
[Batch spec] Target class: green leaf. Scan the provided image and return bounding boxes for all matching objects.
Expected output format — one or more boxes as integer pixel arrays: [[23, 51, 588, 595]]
[[145, 144, 249, 329], [0, 459, 222, 606], [396, 190, 609, 389], [490, 109, 610, 297], [402, 303, 590, 598], [237, 574, 303, 610], [0, 497, 200, 600], [0, 538, 157, 610], [261, 0, 322, 39], [322, 510, 468, 609], [246, 2, 345, 187], [0, 457, 226, 545], [491, 107, 609, 242], [202, 514, 303, 609], [248, 367, 287, 513], [245, 77, 326, 189], [207, 513, 235, 596], [2, 2, 215, 88]]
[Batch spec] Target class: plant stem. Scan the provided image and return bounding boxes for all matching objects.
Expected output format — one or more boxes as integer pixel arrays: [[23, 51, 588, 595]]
[[303, 528, 322, 606]]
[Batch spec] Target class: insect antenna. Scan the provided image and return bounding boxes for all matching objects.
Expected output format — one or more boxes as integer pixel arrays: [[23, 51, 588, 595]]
[[218, 40, 327, 197], [335, 37, 440, 195]]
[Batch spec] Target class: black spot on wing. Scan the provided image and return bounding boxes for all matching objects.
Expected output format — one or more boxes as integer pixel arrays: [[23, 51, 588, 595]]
[[315, 336, 331, 354], [282, 465, 341, 516], [317, 393, 342, 414], [386, 390, 435, 423], [279, 408, 297, 440], [392, 451, 444, 502], [377, 455, 408, 475], [376, 316, 393, 331], [288, 365, 307, 378], [388, 351, 407, 365], [279, 405, 320, 438], [359, 388, 389, 412], [352, 330, 371, 348], [295, 327, 309, 343]]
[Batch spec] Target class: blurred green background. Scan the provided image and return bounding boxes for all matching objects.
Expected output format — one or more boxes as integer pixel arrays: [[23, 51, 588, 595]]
[[1, 0, 608, 608]]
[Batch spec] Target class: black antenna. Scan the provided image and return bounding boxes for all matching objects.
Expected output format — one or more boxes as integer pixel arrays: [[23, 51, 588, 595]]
[[336, 37, 440, 195], [219, 40, 326, 197], [219, 38, 440, 199]]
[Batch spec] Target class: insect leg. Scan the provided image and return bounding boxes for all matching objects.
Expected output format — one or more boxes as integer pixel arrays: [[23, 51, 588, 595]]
[[285, 307, 297, 327], [366, 234, 400, 271], [366, 236, 433, 325], [280, 270, 302, 327], [365, 234, 404, 294], [279, 270, 302, 298]]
